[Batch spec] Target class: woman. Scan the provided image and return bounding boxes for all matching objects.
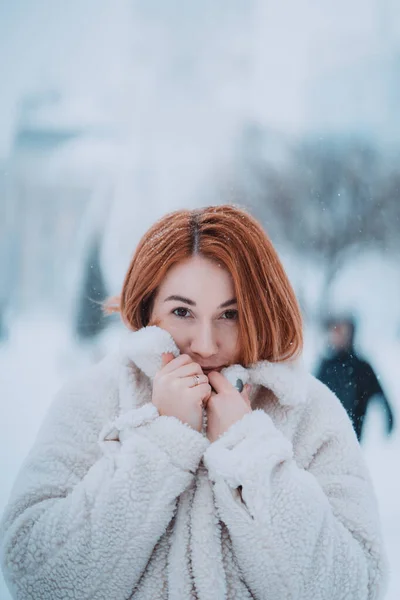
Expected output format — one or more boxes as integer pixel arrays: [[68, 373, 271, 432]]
[[0, 205, 387, 599]]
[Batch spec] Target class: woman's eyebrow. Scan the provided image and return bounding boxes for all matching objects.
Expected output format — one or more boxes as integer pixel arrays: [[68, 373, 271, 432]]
[[164, 295, 196, 306], [163, 296, 237, 309], [219, 298, 237, 308]]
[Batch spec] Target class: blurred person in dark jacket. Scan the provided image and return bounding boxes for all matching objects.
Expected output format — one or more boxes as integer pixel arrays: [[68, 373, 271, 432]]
[[316, 315, 395, 442]]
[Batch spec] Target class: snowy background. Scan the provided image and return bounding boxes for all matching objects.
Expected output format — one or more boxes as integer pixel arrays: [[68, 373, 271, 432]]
[[1, 1, 400, 598]]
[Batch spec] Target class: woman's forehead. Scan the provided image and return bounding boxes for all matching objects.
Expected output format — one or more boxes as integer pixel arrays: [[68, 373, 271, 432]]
[[157, 256, 234, 303]]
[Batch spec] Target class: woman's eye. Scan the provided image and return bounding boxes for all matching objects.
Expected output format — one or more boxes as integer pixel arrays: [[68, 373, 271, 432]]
[[173, 307, 191, 318], [221, 310, 238, 320]]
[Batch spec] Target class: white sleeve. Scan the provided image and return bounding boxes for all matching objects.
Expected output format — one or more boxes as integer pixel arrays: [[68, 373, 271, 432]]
[[0, 384, 209, 600], [204, 407, 388, 600]]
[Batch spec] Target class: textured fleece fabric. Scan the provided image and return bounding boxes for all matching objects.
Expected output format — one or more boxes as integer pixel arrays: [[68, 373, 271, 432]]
[[0, 326, 388, 600]]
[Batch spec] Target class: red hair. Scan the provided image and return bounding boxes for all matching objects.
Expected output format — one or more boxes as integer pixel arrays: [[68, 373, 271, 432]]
[[106, 205, 303, 364]]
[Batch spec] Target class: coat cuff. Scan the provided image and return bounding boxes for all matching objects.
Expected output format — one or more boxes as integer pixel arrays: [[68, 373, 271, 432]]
[[99, 402, 159, 444], [99, 403, 210, 473], [140, 415, 210, 473], [203, 410, 293, 488]]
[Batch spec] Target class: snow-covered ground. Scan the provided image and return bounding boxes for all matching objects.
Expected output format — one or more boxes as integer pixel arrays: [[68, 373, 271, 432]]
[[0, 313, 399, 599]]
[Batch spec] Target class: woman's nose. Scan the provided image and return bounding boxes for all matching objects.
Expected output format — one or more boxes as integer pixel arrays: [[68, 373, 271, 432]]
[[190, 323, 218, 358]]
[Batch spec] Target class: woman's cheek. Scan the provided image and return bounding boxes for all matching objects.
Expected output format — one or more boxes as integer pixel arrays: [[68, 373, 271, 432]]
[[159, 317, 189, 346], [228, 327, 241, 362]]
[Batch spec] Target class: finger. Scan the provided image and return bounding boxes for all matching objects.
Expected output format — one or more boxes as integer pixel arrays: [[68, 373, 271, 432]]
[[182, 373, 209, 388], [188, 381, 212, 402], [202, 392, 212, 408], [204, 389, 217, 407], [207, 371, 235, 394], [173, 362, 204, 379], [241, 384, 252, 407], [242, 383, 251, 396], [161, 352, 176, 368], [160, 353, 192, 373]]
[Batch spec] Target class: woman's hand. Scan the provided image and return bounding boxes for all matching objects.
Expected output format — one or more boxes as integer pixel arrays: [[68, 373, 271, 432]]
[[152, 353, 212, 432], [206, 372, 252, 443]]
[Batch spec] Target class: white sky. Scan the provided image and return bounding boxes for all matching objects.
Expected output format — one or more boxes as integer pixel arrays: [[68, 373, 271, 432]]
[[1, 0, 398, 159]]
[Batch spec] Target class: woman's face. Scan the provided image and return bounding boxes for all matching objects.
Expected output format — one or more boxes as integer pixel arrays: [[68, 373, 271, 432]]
[[150, 256, 240, 373]]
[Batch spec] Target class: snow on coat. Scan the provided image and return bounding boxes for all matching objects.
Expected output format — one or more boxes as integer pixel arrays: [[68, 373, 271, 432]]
[[0, 326, 388, 599]]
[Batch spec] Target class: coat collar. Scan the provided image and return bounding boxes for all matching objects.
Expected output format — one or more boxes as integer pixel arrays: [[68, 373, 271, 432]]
[[119, 325, 309, 408]]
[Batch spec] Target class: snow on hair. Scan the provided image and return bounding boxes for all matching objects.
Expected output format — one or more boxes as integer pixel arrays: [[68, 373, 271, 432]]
[[105, 205, 303, 364]]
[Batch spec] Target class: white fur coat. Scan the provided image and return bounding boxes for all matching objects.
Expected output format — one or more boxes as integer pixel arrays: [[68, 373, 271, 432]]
[[0, 326, 388, 599]]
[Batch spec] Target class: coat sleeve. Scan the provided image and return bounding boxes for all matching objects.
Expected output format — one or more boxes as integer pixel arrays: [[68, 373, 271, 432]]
[[203, 383, 388, 600], [0, 375, 209, 600]]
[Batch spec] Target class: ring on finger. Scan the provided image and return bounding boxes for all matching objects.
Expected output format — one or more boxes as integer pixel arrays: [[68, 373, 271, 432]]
[[192, 374, 201, 387]]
